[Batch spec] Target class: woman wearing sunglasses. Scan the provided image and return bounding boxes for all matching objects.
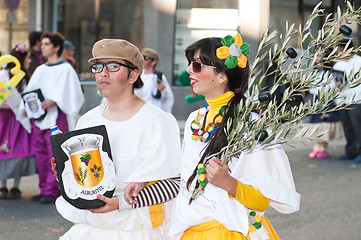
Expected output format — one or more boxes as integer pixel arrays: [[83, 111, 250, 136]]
[[169, 34, 300, 240]]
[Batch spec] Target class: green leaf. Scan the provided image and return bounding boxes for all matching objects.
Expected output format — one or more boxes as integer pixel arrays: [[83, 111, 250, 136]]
[[221, 35, 235, 47], [307, 99, 312, 111], [312, 1, 322, 15], [347, 1, 354, 11], [224, 55, 238, 69], [273, 122, 281, 131], [241, 43, 250, 55], [263, 133, 275, 145], [285, 23, 295, 40], [337, 6, 342, 20], [253, 222, 262, 229]]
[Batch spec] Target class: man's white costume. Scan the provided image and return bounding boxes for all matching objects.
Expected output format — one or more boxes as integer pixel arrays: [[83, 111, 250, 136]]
[[333, 55, 361, 104], [56, 101, 181, 240], [136, 71, 174, 113], [20, 62, 84, 130]]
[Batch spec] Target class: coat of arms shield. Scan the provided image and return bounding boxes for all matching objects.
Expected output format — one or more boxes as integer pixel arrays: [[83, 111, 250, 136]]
[[50, 125, 116, 209]]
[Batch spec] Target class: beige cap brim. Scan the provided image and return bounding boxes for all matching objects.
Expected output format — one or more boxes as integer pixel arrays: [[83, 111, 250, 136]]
[[88, 56, 127, 64]]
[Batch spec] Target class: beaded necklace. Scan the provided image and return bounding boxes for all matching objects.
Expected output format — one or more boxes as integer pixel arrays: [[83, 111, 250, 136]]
[[190, 103, 227, 142]]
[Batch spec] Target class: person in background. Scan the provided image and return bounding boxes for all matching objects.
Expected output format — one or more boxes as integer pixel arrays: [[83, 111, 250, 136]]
[[0, 45, 37, 199], [169, 35, 300, 240], [62, 40, 79, 73], [54, 39, 180, 239], [304, 48, 344, 159], [135, 48, 174, 113], [28, 31, 45, 77], [20, 32, 84, 204], [333, 38, 361, 163], [177, 69, 205, 104]]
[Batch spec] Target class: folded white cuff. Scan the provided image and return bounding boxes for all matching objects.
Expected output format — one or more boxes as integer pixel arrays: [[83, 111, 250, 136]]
[[117, 194, 132, 211]]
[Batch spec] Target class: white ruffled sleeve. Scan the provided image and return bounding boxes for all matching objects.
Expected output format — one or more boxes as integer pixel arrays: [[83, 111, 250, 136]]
[[230, 145, 300, 214]]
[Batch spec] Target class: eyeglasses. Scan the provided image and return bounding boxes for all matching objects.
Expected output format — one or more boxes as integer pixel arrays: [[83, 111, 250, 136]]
[[143, 56, 153, 61], [90, 61, 133, 74], [189, 60, 216, 73]]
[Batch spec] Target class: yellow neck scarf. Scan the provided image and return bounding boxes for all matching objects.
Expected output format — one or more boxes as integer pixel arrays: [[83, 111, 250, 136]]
[[205, 91, 234, 126]]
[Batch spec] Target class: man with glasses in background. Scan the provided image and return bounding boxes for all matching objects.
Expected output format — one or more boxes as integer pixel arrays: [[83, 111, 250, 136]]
[[135, 48, 174, 113]]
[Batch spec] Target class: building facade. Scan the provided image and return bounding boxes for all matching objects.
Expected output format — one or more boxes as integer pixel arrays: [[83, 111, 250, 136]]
[[0, 0, 360, 120]]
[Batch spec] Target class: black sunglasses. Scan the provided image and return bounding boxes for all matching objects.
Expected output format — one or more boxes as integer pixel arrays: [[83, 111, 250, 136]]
[[90, 61, 133, 73], [189, 60, 216, 73], [143, 56, 154, 61]]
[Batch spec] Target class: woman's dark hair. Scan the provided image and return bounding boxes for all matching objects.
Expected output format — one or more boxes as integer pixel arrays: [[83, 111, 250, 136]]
[[28, 31, 43, 47], [320, 47, 335, 70], [41, 32, 65, 57], [338, 38, 354, 50], [133, 76, 144, 89], [6, 47, 29, 91], [8, 48, 28, 72], [314, 46, 335, 71], [185, 37, 250, 189]]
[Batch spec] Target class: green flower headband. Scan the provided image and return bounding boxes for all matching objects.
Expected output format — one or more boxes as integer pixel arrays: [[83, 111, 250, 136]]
[[216, 34, 249, 69]]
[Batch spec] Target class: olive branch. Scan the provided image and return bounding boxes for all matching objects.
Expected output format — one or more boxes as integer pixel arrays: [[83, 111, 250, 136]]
[[190, 1, 361, 203]]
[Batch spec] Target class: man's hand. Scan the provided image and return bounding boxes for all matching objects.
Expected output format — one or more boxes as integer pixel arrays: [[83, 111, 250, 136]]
[[156, 81, 165, 92], [124, 182, 146, 205], [41, 99, 56, 111], [89, 195, 119, 213]]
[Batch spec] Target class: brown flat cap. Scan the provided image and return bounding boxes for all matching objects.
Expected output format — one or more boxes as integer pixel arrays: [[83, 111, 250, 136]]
[[88, 39, 144, 73], [141, 48, 160, 62]]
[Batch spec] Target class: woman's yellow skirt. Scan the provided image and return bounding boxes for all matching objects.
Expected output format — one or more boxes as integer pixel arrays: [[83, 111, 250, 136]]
[[180, 218, 279, 240]]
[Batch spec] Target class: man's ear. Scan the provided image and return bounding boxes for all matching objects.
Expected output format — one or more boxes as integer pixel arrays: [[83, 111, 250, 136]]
[[129, 69, 140, 84], [55, 45, 61, 53], [151, 60, 158, 68]]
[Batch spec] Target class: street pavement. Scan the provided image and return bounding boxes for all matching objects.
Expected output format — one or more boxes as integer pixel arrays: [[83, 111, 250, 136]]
[[269, 139, 361, 239], [0, 137, 360, 240]]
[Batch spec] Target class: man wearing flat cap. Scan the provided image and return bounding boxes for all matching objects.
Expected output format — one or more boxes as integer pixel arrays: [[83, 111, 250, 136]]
[[55, 39, 181, 239], [135, 48, 174, 113]]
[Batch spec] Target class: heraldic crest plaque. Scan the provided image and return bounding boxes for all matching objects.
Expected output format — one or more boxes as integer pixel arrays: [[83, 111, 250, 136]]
[[21, 89, 46, 120], [50, 125, 116, 209]]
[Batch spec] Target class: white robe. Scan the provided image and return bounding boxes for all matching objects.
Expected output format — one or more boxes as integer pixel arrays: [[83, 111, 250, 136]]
[[0, 70, 32, 133], [136, 71, 174, 113], [169, 111, 300, 240], [56, 101, 181, 240], [333, 55, 361, 104], [20, 62, 84, 130]]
